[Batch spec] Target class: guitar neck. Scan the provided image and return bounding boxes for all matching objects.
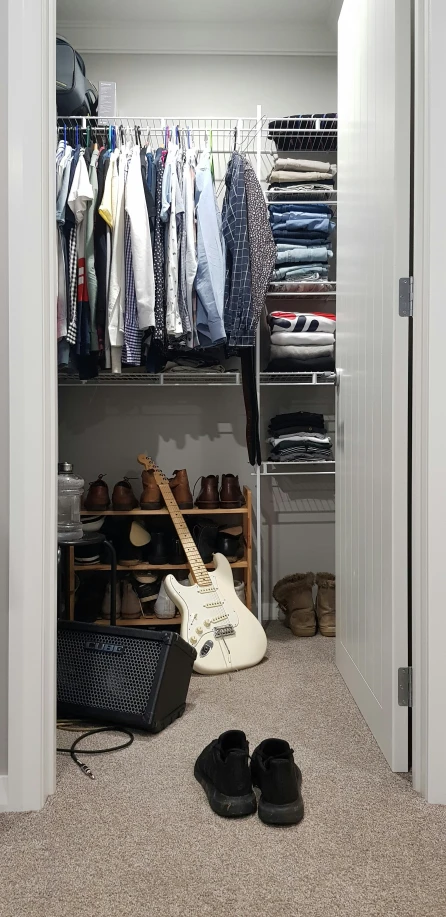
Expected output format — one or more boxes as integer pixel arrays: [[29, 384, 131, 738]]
[[156, 479, 213, 587]]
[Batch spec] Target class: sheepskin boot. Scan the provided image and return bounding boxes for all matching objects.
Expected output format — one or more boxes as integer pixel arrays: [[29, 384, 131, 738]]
[[315, 572, 336, 636], [273, 572, 316, 637]]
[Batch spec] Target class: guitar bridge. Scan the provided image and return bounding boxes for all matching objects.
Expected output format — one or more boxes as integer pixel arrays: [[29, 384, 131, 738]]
[[214, 624, 236, 639]]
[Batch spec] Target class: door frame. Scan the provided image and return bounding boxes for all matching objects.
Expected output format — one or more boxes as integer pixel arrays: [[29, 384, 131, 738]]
[[411, 0, 446, 803], [2, 0, 57, 812], [2, 0, 445, 811]]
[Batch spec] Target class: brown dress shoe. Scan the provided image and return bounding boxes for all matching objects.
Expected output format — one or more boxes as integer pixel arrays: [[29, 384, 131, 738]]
[[140, 469, 162, 509], [84, 474, 110, 512], [219, 474, 245, 509], [315, 573, 336, 636], [112, 478, 139, 512], [195, 475, 219, 509], [169, 469, 193, 509]]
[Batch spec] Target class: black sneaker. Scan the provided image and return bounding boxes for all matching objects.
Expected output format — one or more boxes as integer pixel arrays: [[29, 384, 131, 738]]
[[129, 573, 161, 605], [251, 739, 304, 826], [194, 730, 257, 818]]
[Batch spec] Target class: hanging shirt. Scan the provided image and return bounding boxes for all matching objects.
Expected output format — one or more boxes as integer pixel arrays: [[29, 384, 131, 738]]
[[67, 152, 94, 354], [195, 148, 226, 348], [85, 148, 99, 352], [183, 151, 198, 348], [108, 149, 126, 372], [161, 143, 182, 337], [125, 145, 155, 330], [221, 151, 252, 347]]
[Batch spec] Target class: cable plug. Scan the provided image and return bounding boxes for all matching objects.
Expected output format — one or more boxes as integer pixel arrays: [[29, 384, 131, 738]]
[[78, 761, 95, 779]]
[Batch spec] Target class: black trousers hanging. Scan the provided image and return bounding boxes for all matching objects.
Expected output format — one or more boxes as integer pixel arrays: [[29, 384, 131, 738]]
[[240, 347, 262, 466]]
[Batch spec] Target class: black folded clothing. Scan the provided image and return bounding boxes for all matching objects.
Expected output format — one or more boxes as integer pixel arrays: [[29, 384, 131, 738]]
[[271, 427, 327, 439], [266, 354, 336, 373], [269, 411, 325, 431], [269, 447, 333, 462], [268, 114, 337, 153]]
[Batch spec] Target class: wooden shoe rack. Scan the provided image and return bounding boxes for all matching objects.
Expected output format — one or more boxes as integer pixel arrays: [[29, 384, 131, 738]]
[[65, 486, 252, 626]]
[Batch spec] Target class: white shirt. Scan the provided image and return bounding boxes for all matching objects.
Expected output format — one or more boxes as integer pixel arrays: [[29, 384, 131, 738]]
[[163, 143, 182, 336], [125, 145, 155, 330]]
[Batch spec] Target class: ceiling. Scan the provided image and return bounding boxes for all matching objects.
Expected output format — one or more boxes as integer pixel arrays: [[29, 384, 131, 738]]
[[57, 0, 338, 27]]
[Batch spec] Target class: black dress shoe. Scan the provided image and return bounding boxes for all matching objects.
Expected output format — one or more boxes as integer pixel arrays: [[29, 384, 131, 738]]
[[168, 537, 187, 566], [216, 525, 244, 561], [147, 531, 170, 566], [191, 519, 219, 563], [251, 739, 304, 826], [194, 730, 257, 818]]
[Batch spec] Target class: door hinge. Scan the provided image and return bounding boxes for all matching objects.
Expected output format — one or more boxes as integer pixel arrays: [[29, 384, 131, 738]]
[[398, 667, 413, 707], [399, 277, 413, 317]]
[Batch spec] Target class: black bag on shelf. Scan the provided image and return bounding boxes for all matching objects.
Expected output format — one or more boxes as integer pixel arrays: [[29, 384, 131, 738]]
[[268, 113, 337, 153], [56, 36, 98, 117]]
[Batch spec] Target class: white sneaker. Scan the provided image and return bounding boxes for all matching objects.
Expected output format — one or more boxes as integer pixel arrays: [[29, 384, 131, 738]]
[[154, 577, 190, 618]]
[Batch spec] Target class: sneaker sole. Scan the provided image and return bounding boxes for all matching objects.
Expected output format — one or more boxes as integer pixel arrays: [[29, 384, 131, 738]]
[[194, 762, 257, 818], [258, 796, 304, 826]]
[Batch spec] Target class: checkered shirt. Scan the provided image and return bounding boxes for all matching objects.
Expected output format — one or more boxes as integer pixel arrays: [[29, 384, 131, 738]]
[[221, 152, 253, 346]]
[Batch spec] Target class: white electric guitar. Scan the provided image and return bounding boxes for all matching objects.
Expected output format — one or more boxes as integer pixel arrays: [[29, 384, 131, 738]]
[[137, 455, 267, 675]]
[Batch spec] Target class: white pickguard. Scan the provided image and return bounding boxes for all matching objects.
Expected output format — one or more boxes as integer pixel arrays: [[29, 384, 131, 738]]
[[164, 553, 267, 675]]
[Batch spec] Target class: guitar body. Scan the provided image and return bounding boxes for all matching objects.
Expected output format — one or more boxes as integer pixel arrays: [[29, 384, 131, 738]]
[[164, 553, 267, 675]]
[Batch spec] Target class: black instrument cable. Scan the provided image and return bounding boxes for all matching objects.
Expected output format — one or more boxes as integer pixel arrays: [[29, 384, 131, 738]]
[[57, 724, 134, 779]]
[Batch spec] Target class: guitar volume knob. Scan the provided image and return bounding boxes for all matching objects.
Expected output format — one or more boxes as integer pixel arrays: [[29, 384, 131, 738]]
[[204, 619, 211, 627]]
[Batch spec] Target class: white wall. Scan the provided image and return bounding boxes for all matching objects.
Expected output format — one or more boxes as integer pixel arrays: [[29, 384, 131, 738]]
[[82, 53, 338, 117], [59, 386, 251, 493]]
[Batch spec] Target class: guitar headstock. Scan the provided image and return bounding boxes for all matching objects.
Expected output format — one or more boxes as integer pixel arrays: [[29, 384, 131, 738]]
[[137, 454, 169, 485]]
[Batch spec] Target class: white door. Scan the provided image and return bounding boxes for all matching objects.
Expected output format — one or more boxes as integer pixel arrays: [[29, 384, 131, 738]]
[[336, 0, 410, 771]]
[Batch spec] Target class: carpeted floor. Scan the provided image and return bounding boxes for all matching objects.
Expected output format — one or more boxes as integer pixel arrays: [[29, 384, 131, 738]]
[[1, 624, 446, 917]]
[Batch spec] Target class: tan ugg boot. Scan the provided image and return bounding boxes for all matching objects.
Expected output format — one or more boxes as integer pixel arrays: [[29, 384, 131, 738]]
[[315, 573, 336, 636], [273, 573, 316, 637]]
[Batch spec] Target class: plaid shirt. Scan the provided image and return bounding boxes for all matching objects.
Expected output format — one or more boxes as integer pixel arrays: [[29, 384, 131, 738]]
[[221, 152, 253, 346]]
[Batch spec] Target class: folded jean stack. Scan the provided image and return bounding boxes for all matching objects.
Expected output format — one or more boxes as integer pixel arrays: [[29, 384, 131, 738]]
[[267, 159, 336, 290], [268, 411, 333, 463], [266, 311, 336, 372]]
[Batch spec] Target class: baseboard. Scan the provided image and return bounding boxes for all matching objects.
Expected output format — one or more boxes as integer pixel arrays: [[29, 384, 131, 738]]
[[0, 775, 8, 811]]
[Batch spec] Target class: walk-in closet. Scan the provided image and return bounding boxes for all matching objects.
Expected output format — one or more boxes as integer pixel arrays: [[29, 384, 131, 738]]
[[55, 0, 411, 776]]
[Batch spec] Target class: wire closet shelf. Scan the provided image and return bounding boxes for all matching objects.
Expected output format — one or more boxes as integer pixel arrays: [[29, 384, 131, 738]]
[[56, 114, 338, 154]]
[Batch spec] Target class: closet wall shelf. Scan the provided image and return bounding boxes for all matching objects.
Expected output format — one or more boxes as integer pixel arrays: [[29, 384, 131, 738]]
[[266, 292, 336, 298], [260, 372, 336, 386], [59, 371, 240, 387], [74, 560, 248, 572], [81, 506, 248, 516], [257, 461, 336, 476]]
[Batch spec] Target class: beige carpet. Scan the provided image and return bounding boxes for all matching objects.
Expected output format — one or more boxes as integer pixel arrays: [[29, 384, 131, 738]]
[[1, 624, 446, 917]]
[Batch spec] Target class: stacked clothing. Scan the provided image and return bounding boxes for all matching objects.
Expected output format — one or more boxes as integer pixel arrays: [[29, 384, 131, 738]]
[[268, 114, 337, 155], [268, 411, 333, 463], [266, 311, 336, 372], [267, 157, 336, 203]]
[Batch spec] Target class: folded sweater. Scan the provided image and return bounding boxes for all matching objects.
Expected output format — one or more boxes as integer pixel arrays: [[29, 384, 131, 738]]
[[268, 312, 336, 333], [268, 170, 337, 184], [270, 343, 334, 361], [273, 158, 336, 174], [270, 331, 334, 346]]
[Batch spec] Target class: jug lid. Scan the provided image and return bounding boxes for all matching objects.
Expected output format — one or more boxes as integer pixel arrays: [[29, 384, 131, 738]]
[[58, 462, 73, 473]]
